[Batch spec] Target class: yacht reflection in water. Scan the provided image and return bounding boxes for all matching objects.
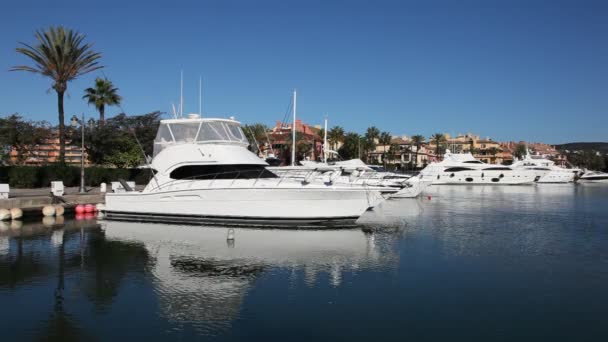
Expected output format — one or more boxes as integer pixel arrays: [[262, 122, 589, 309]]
[[101, 221, 401, 326]]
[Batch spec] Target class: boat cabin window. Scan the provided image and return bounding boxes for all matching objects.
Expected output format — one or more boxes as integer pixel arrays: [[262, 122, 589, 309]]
[[444, 167, 474, 172], [154, 120, 248, 156], [170, 165, 278, 180], [483, 167, 512, 170], [463, 161, 483, 164], [585, 175, 608, 180]]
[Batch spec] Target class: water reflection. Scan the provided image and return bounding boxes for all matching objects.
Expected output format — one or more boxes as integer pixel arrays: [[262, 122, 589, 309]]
[[100, 221, 401, 330], [0, 218, 402, 339]]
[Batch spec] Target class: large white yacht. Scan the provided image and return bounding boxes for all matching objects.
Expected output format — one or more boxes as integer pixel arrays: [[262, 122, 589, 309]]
[[420, 150, 537, 185], [104, 116, 391, 226], [510, 153, 577, 183], [578, 170, 608, 183]]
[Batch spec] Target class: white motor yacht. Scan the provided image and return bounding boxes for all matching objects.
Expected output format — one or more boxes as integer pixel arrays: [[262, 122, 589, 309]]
[[269, 159, 428, 198], [104, 116, 391, 226], [510, 153, 577, 183], [420, 150, 537, 185], [578, 170, 608, 183]]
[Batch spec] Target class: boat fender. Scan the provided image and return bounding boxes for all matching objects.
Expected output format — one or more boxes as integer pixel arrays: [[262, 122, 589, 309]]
[[0, 209, 10, 221], [10, 208, 23, 220]]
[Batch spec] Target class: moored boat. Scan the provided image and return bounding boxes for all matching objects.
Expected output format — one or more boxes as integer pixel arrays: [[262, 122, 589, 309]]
[[510, 152, 577, 183], [104, 116, 391, 226], [578, 170, 608, 183], [420, 150, 537, 185]]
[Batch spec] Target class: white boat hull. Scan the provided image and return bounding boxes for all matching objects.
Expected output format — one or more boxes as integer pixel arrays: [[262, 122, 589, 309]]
[[388, 177, 433, 198], [578, 178, 608, 183], [537, 170, 576, 183], [426, 170, 536, 185], [105, 182, 386, 226]]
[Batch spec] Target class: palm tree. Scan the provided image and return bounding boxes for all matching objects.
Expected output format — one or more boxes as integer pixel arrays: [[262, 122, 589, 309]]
[[364, 126, 380, 163], [430, 133, 447, 160], [11, 26, 103, 163], [328, 126, 345, 152], [387, 143, 399, 170], [83, 77, 121, 125], [366, 126, 380, 140], [410, 134, 424, 170], [514, 143, 527, 160], [379, 131, 392, 167]]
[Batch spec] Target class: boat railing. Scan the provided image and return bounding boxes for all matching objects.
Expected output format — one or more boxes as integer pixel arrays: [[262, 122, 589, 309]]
[[146, 167, 348, 192]]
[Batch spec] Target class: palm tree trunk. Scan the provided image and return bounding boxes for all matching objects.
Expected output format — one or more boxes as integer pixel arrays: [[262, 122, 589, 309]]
[[435, 142, 439, 161], [414, 146, 418, 170], [57, 90, 66, 164], [99, 105, 105, 126], [383, 145, 387, 168]]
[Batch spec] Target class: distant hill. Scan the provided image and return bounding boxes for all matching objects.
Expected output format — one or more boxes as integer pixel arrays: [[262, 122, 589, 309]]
[[555, 142, 608, 154]]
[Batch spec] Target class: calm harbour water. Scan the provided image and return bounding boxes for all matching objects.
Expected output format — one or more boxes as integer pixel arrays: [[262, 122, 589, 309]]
[[1, 184, 607, 341]]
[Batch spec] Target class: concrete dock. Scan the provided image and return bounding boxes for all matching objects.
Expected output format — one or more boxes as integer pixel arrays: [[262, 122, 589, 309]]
[[0, 187, 105, 217]]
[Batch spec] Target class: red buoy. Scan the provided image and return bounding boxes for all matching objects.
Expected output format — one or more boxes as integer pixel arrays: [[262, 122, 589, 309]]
[[75, 204, 85, 214], [84, 204, 95, 213]]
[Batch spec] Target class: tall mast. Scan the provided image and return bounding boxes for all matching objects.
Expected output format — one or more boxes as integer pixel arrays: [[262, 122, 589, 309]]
[[323, 116, 328, 163], [291, 89, 297, 166], [198, 76, 202, 117], [180, 70, 184, 117]]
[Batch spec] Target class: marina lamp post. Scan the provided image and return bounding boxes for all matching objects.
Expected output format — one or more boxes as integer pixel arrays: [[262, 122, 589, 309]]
[[70, 113, 86, 193]]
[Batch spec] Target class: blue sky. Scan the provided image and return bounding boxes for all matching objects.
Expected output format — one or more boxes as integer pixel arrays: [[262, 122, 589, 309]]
[[0, 0, 606, 143]]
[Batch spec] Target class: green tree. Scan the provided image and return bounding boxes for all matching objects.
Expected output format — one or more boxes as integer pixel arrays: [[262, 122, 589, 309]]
[[284, 131, 307, 164], [387, 143, 399, 170], [338, 132, 361, 160], [242, 123, 268, 154], [79, 111, 161, 167], [379, 131, 392, 167], [569, 150, 606, 171], [11, 26, 103, 163], [487, 146, 501, 163], [410, 134, 424, 169], [430, 133, 447, 160], [513, 143, 527, 160], [363, 126, 380, 163], [328, 126, 345, 151], [0, 114, 51, 165], [83, 77, 122, 125], [468, 138, 476, 154]]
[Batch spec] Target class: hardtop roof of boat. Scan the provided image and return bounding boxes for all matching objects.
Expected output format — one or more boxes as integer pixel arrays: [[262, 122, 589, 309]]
[[153, 116, 249, 157]]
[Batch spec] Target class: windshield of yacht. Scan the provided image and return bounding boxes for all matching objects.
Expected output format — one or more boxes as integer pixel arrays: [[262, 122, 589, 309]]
[[153, 119, 248, 156]]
